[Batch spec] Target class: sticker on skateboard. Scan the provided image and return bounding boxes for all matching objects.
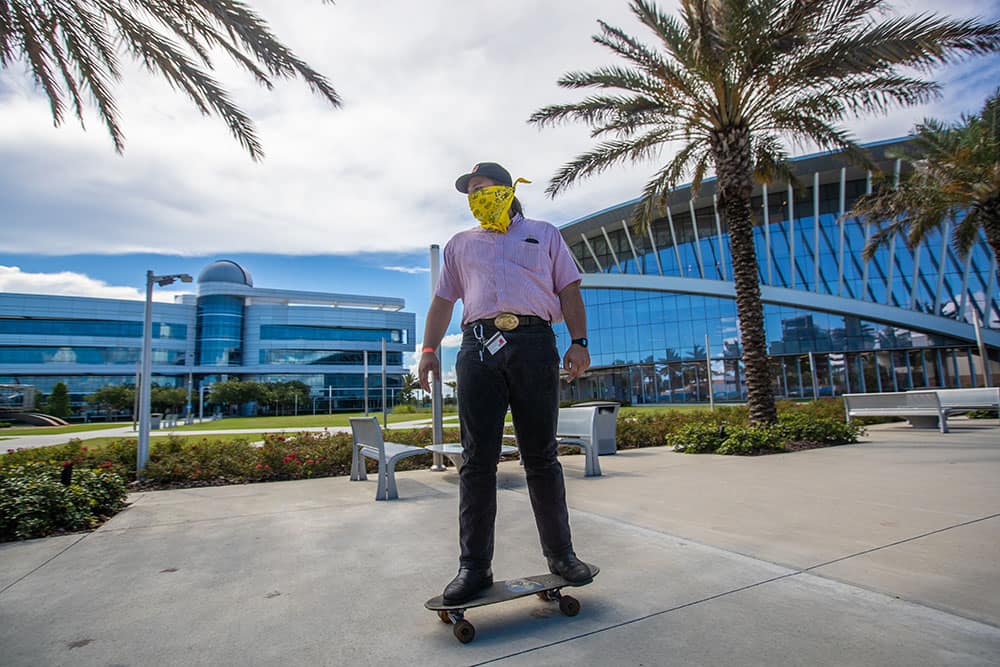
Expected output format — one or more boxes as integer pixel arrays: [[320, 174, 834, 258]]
[[424, 564, 599, 644]]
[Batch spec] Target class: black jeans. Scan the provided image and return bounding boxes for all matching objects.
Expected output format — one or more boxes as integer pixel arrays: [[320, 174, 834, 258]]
[[456, 323, 573, 569]]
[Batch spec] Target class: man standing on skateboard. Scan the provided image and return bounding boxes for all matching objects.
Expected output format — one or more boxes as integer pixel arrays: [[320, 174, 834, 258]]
[[418, 162, 593, 604]]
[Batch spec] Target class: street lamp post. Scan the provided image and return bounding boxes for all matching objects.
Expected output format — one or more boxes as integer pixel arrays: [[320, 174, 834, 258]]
[[137, 270, 193, 477]]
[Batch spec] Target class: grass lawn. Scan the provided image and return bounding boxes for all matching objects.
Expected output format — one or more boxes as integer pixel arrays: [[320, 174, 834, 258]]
[[619, 405, 715, 417], [0, 422, 134, 436]]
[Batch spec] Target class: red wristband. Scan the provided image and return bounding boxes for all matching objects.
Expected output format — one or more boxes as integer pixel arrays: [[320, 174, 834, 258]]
[[422, 346, 436, 354]]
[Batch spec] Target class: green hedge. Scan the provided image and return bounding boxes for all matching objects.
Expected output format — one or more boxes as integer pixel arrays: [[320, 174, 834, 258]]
[[0, 463, 127, 541], [664, 400, 866, 455]]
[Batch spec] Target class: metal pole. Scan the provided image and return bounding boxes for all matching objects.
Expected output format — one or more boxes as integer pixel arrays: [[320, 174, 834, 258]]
[[972, 310, 992, 387], [137, 271, 154, 477], [808, 351, 819, 399], [363, 350, 369, 416], [132, 361, 140, 431], [705, 334, 714, 411], [430, 245, 444, 464], [327, 385, 332, 415], [381, 337, 388, 428], [294, 393, 298, 416], [199, 383, 205, 421], [185, 371, 193, 425]]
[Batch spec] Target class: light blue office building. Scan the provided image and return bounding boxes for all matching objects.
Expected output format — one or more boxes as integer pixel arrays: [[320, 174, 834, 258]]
[[0, 260, 416, 412], [554, 138, 999, 404]]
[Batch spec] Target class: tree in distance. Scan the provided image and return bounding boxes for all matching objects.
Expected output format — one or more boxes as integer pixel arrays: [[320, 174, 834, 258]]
[[849, 90, 1000, 268]]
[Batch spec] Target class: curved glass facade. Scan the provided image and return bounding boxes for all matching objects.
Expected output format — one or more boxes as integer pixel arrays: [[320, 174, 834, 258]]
[[556, 139, 998, 404], [196, 295, 244, 365]]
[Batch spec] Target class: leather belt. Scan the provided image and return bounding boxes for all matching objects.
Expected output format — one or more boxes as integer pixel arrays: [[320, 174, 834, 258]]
[[466, 313, 550, 332]]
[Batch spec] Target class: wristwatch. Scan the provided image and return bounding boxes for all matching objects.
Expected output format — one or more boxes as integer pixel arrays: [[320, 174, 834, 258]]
[[571, 337, 588, 348]]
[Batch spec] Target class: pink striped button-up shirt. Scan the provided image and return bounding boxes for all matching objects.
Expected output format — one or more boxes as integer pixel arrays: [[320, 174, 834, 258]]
[[435, 214, 582, 326]]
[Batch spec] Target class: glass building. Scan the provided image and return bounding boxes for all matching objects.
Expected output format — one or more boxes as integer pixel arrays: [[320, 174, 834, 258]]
[[0, 260, 415, 413], [553, 138, 999, 404]]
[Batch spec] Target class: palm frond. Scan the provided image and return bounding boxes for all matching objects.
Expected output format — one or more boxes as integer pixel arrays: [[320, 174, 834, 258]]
[[2, 0, 341, 158], [952, 209, 984, 257], [632, 139, 710, 229], [545, 127, 681, 197]]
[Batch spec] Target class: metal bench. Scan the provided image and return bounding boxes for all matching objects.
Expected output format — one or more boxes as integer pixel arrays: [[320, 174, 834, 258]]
[[556, 406, 602, 477], [920, 387, 1000, 413], [843, 391, 950, 433], [349, 417, 428, 500], [503, 406, 603, 476]]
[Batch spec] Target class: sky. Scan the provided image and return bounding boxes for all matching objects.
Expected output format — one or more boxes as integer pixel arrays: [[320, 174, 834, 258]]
[[1, 0, 999, 383]]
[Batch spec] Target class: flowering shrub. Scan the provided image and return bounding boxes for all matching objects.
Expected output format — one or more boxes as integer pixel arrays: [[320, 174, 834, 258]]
[[0, 462, 127, 541], [254, 431, 355, 480]]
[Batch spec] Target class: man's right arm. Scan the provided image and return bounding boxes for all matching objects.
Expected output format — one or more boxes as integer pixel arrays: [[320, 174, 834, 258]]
[[418, 296, 456, 392]]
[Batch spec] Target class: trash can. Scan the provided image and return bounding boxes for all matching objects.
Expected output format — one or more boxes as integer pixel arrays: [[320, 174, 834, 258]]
[[150, 413, 163, 430], [572, 401, 620, 455]]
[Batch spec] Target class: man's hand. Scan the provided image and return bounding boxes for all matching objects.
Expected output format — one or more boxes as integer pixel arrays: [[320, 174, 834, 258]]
[[562, 344, 590, 382], [418, 350, 440, 393]]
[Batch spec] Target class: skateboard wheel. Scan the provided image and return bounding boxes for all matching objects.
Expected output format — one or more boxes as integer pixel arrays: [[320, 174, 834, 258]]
[[438, 610, 452, 624], [453, 619, 476, 644], [559, 595, 580, 616]]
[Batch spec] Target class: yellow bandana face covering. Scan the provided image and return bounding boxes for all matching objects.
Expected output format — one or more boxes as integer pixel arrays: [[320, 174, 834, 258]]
[[468, 178, 530, 233]]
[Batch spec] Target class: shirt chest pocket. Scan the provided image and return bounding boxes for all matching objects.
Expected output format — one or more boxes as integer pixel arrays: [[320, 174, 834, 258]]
[[507, 241, 546, 274]]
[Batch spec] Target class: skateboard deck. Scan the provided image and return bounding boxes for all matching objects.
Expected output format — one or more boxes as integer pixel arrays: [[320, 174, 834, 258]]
[[425, 564, 599, 643]]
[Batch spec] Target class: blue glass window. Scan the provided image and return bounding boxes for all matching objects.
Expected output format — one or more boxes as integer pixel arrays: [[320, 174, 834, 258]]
[[0, 346, 185, 365], [196, 295, 243, 365], [259, 349, 402, 366], [0, 318, 187, 339], [260, 325, 403, 343]]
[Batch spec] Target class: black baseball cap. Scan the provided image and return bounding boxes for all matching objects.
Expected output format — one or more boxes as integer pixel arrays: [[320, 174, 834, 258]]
[[455, 162, 512, 193]]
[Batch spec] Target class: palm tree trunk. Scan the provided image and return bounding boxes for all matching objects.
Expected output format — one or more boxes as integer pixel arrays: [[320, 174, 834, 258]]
[[711, 125, 778, 425]]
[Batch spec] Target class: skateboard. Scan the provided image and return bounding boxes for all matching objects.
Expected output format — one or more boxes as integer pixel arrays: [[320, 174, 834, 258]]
[[424, 564, 599, 644]]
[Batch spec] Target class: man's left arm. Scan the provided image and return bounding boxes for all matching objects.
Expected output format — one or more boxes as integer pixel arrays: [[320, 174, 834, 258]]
[[559, 280, 590, 381]]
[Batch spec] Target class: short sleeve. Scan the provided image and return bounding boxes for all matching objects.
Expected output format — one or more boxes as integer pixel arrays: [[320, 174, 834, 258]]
[[434, 239, 462, 302], [550, 226, 582, 293]]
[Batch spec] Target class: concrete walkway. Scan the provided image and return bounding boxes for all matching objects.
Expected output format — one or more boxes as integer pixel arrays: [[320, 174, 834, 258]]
[[3, 415, 462, 451], [1, 420, 998, 666]]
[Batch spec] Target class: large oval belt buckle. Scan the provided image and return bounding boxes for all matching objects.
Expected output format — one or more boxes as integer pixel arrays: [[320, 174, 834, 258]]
[[494, 313, 519, 331]]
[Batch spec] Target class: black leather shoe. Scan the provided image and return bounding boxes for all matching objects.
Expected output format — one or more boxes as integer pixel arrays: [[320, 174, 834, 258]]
[[547, 552, 592, 583], [442, 567, 494, 604]]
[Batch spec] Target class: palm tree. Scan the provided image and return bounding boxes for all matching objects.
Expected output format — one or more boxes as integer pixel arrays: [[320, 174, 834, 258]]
[[0, 1, 340, 159], [399, 372, 419, 404], [529, 0, 1000, 424], [849, 90, 1000, 266]]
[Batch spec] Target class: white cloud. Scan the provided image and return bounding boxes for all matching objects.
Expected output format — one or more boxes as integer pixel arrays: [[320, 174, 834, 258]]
[[0, 0, 996, 257], [0, 266, 187, 302], [383, 266, 430, 274], [440, 333, 464, 348]]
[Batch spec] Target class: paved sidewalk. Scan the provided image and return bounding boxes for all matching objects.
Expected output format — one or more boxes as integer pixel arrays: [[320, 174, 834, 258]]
[[1, 420, 998, 666], [3, 415, 461, 451]]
